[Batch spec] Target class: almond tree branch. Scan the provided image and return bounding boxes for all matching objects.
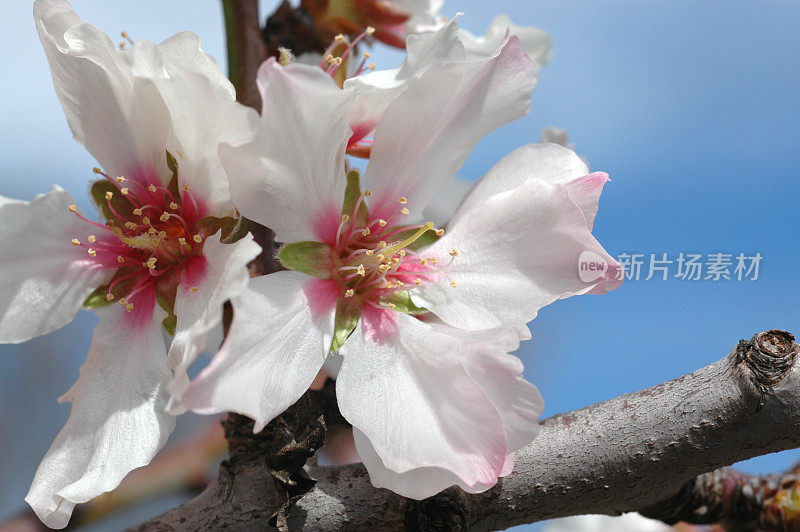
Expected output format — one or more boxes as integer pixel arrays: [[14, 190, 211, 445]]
[[133, 330, 800, 531]]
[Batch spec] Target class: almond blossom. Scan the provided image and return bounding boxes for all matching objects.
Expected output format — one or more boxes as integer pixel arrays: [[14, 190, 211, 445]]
[[176, 21, 621, 498], [0, 1, 260, 527]]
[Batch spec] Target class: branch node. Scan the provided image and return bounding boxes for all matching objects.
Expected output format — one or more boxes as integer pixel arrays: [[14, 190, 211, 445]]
[[732, 330, 797, 407]]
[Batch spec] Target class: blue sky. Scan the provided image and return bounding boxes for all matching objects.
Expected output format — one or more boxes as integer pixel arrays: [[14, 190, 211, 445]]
[[1, 1, 798, 529]]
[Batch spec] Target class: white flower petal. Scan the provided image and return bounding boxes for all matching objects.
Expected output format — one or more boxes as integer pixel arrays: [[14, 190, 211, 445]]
[[416, 174, 621, 331], [460, 14, 553, 66], [0, 187, 110, 343], [25, 303, 174, 529], [422, 177, 474, 227], [337, 311, 509, 494], [34, 0, 171, 181], [223, 59, 353, 244], [180, 272, 335, 432], [157, 32, 236, 100], [165, 232, 261, 414], [363, 32, 537, 220], [345, 19, 464, 146]]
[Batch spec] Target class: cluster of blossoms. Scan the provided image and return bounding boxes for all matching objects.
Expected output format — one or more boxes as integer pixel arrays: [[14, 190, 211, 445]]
[[0, 0, 620, 527]]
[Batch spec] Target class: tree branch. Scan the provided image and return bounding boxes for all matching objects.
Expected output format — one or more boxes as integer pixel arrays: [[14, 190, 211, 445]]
[[132, 330, 800, 530], [221, 0, 266, 111]]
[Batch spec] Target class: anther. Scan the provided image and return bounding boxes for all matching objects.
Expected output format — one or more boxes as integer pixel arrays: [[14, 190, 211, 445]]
[[430, 257, 438, 264], [420, 258, 428, 265], [344, 289, 355, 298], [376, 254, 385, 261], [178, 237, 186, 246], [414, 278, 422, 285], [133, 208, 143, 216], [117, 255, 125, 263], [365, 189, 372, 196], [120, 188, 129, 195], [158, 231, 167, 239], [68, 204, 77, 213], [451, 281, 458, 288], [183, 185, 190, 191], [449, 249, 458, 256], [379, 241, 387, 248], [148, 228, 157, 235], [361, 228, 371, 236], [366, 26, 375, 35], [335, 34, 344, 42], [148, 184, 157, 192], [170, 202, 178, 210], [189, 287, 199, 293], [145, 257, 157, 269], [105, 293, 114, 301], [126, 303, 134, 311], [341, 214, 350, 223], [192, 235, 202, 243], [87, 248, 96, 257], [142, 217, 151, 225], [124, 222, 137, 230], [435, 229, 445, 236], [105, 191, 113, 200], [116, 176, 125, 183], [378, 219, 387, 226], [159, 212, 170, 222], [92, 167, 102, 174], [357, 264, 366, 276], [398, 197, 408, 204], [400, 208, 410, 215], [71, 238, 80, 246], [364, 52, 371, 58], [88, 235, 96, 243], [398, 250, 406, 256], [365, 249, 374, 256], [379, 264, 391, 273]]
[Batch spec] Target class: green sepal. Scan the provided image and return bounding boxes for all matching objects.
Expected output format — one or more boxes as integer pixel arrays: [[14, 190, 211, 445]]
[[278, 241, 332, 279], [156, 282, 178, 336], [198, 215, 249, 243], [165, 150, 181, 200], [330, 298, 361, 352], [162, 314, 177, 336], [90, 179, 134, 222], [381, 290, 429, 316], [388, 226, 440, 251], [342, 169, 369, 226], [82, 284, 115, 310]]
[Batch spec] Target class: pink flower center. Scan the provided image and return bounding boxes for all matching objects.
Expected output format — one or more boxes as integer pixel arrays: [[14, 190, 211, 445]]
[[329, 190, 458, 311], [69, 168, 208, 317]]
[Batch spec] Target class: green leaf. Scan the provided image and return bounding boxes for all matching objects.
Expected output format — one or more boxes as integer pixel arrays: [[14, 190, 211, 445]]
[[381, 290, 428, 316], [330, 298, 361, 352], [83, 284, 115, 309], [156, 282, 178, 336], [342, 169, 369, 226], [278, 241, 332, 279], [90, 179, 134, 222]]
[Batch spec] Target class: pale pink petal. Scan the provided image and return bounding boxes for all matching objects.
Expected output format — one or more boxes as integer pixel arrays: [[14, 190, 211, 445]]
[[416, 174, 621, 332], [180, 272, 334, 432], [337, 312, 508, 494], [0, 187, 111, 343], [34, 0, 171, 181], [25, 303, 174, 529], [222, 59, 353, 244], [460, 14, 553, 66], [422, 176, 474, 226], [363, 32, 537, 221], [165, 232, 261, 414]]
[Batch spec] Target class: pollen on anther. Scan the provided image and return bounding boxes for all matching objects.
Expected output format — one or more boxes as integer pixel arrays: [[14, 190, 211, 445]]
[[88, 235, 96, 243], [365, 249, 374, 256], [430, 257, 438, 264], [364, 189, 372, 196], [335, 34, 344, 42], [159, 212, 170, 222], [170, 202, 178, 210], [378, 219, 387, 226], [142, 217, 151, 225], [400, 208, 410, 215], [105, 293, 114, 301], [414, 278, 421, 285], [92, 167, 102, 174], [124, 222, 137, 230], [341, 213, 350, 223], [379, 264, 391, 273], [183, 185, 190, 191], [189, 287, 199, 293], [87, 248, 97, 257], [378, 241, 387, 248], [158, 231, 167, 239], [192, 235, 202, 243], [451, 281, 458, 288], [344, 289, 355, 298], [116, 176, 125, 183], [435, 229, 445, 236], [420, 258, 428, 265], [366, 26, 375, 35], [117, 255, 125, 263], [120, 187, 129, 195], [449, 249, 458, 256], [357, 264, 366, 276], [148, 184, 158, 192], [398, 197, 408, 204], [68, 204, 77, 213], [361, 228, 371, 236], [178, 237, 186, 246], [105, 191, 114, 200], [126, 303, 134, 311], [376, 254, 385, 261], [133, 208, 143, 216], [148, 227, 157, 235], [398, 250, 406, 256]]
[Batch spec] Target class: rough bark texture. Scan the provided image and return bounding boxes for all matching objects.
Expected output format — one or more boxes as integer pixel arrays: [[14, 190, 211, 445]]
[[132, 330, 800, 531]]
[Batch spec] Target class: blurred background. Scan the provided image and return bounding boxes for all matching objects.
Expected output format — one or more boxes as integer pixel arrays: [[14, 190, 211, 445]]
[[1, 0, 798, 529]]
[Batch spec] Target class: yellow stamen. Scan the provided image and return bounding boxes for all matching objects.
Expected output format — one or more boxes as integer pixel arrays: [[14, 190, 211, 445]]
[[449, 249, 458, 256], [381, 222, 434, 258], [116, 176, 125, 183], [159, 212, 170, 222], [88, 235, 96, 243], [435, 229, 444, 236], [87, 248, 96, 257], [356, 264, 366, 276], [133, 208, 143, 216], [68, 204, 77, 213], [71, 238, 80, 246], [344, 289, 355, 298], [148, 184, 157, 192], [398, 197, 408, 204], [106, 293, 114, 301], [189, 287, 199, 293], [117, 255, 125, 263], [193, 234, 202, 243], [400, 207, 410, 215]]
